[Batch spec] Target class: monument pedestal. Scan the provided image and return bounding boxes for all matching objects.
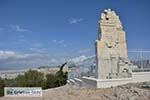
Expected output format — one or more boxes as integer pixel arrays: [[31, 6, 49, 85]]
[[82, 77, 132, 88], [81, 72, 150, 88]]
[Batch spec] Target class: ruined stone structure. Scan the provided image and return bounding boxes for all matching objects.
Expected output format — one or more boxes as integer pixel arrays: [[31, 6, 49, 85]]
[[95, 9, 132, 79], [68, 9, 150, 88]]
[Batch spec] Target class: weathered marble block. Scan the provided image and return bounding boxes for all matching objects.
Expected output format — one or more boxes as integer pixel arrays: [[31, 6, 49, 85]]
[[95, 9, 132, 79]]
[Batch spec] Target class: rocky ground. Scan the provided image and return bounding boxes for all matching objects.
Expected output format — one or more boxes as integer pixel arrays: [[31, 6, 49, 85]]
[[0, 82, 150, 100]]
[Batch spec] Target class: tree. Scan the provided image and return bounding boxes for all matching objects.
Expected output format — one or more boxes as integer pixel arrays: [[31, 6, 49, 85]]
[[16, 70, 46, 88], [24, 70, 44, 87], [0, 77, 4, 97], [15, 75, 26, 87], [46, 62, 68, 88], [46, 74, 56, 88]]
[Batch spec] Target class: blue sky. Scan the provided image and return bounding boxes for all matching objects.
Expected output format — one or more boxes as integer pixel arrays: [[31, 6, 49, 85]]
[[0, 0, 150, 70]]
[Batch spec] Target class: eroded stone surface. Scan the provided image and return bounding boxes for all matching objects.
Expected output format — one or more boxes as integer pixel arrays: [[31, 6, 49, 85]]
[[1, 83, 150, 100], [95, 9, 132, 79]]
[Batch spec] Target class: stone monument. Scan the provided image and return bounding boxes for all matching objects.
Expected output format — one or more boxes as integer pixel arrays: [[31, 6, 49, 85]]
[[68, 9, 150, 88], [95, 9, 132, 79]]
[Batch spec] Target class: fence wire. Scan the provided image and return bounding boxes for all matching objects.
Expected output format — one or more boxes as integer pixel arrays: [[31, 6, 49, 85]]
[[68, 51, 150, 79]]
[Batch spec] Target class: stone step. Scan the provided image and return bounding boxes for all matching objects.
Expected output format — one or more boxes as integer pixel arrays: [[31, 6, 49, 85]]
[[74, 78, 83, 87], [74, 78, 82, 82], [70, 79, 75, 83]]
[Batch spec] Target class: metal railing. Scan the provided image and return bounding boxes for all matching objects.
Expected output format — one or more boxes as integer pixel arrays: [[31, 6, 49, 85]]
[[68, 51, 150, 79]]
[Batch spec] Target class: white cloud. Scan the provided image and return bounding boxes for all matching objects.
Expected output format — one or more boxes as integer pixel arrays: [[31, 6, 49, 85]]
[[70, 55, 87, 63], [10, 25, 31, 32], [0, 50, 38, 59], [52, 40, 64, 44], [58, 40, 64, 44], [69, 18, 84, 24], [52, 39, 67, 47], [29, 47, 47, 53], [17, 34, 27, 42], [78, 49, 92, 54], [68, 55, 95, 65], [0, 50, 96, 70], [52, 39, 57, 43], [0, 50, 15, 59], [0, 50, 68, 70], [49, 58, 58, 64], [31, 43, 43, 48]]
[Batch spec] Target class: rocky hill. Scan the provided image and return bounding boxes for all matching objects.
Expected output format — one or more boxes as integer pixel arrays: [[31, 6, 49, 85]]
[[0, 82, 150, 100]]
